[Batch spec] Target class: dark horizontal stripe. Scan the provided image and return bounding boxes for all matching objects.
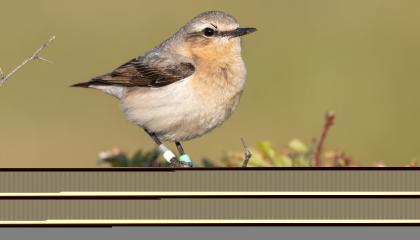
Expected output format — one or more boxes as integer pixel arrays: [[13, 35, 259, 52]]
[[0, 195, 419, 200], [0, 167, 418, 171], [1, 223, 420, 227]]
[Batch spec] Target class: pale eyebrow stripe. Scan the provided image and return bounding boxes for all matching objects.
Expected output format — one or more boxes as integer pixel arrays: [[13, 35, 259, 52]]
[[211, 23, 218, 29]]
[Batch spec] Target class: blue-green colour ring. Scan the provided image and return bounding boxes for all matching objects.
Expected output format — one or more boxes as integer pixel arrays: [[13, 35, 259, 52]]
[[179, 154, 193, 166]]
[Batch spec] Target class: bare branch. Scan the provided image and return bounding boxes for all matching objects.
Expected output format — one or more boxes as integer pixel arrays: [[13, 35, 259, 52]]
[[313, 111, 335, 167], [34, 55, 53, 64], [0, 36, 55, 87], [241, 137, 252, 167]]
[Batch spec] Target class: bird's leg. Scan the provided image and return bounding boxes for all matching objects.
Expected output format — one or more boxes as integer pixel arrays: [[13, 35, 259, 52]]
[[144, 129, 190, 167], [175, 141, 194, 167], [175, 141, 185, 155]]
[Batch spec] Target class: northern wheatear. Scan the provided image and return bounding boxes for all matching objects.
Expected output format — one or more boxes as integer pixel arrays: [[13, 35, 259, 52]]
[[72, 11, 256, 167]]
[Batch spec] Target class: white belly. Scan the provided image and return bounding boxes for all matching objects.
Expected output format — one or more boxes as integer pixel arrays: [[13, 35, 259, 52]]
[[120, 77, 241, 141]]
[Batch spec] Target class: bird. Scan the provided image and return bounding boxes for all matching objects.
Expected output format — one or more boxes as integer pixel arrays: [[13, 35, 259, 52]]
[[72, 10, 257, 167]]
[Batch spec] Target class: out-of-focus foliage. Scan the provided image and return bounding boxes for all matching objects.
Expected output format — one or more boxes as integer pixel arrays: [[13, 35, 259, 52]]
[[98, 147, 169, 167], [204, 139, 339, 167], [99, 140, 418, 167]]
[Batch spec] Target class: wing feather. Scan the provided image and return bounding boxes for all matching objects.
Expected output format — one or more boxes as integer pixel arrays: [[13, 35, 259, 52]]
[[72, 56, 195, 88]]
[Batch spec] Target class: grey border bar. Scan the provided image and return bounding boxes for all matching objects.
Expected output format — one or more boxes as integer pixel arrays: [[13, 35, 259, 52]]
[[1, 227, 420, 240], [0, 168, 419, 226], [1, 199, 420, 221], [0, 169, 419, 193]]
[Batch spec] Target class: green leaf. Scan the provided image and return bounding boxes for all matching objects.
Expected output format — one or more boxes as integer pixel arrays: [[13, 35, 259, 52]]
[[257, 141, 276, 160], [248, 154, 272, 167], [293, 155, 311, 167], [272, 155, 293, 167], [202, 158, 216, 167], [288, 139, 308, 153], [104, 155, 129, 167], [143, 148, 160, 167], [130, 150, 144, 167]]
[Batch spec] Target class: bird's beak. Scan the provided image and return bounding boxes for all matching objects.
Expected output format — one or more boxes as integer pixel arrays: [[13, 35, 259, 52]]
[[226, 27, 257, 38]]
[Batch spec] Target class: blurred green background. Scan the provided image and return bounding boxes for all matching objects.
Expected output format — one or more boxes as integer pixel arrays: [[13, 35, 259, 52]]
[[1, 0, 420, 167]]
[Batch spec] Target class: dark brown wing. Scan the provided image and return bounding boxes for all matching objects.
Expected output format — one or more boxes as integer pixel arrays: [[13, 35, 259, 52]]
[[72, 57, 195, 88]]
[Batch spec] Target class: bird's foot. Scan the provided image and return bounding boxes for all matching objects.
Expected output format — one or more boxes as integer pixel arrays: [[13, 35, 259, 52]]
[[158, 144, 193, 167], [179, 154, 194, 167], [169, 157, 193, 168]]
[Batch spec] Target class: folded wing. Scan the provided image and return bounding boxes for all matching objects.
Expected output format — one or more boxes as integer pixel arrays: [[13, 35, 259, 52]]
[[72, 56, 195, 88]]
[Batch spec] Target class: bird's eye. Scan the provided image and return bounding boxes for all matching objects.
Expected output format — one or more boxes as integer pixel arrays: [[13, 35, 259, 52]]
[[203, 28, 215, 37]]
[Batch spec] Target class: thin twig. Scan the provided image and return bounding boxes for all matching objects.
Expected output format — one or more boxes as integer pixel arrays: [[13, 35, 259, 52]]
[[241, 137, 252, 167], [0, 36, 55, 87], [313, 111, 335, 167]]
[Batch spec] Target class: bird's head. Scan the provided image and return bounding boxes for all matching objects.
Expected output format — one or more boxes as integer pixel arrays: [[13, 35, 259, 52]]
[[172, 11, 257, 62]]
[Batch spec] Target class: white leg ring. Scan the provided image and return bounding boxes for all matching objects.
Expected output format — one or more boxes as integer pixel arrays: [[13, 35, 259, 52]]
[[158, 144, 176, 163]]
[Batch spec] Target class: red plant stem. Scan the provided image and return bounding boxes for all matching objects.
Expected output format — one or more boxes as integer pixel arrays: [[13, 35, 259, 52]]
[[314, 112, 335, 167]]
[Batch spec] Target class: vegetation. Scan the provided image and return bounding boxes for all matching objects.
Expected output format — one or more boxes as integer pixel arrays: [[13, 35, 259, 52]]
[[98, 138, 417, 167], [98, 112, 417, 167]]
